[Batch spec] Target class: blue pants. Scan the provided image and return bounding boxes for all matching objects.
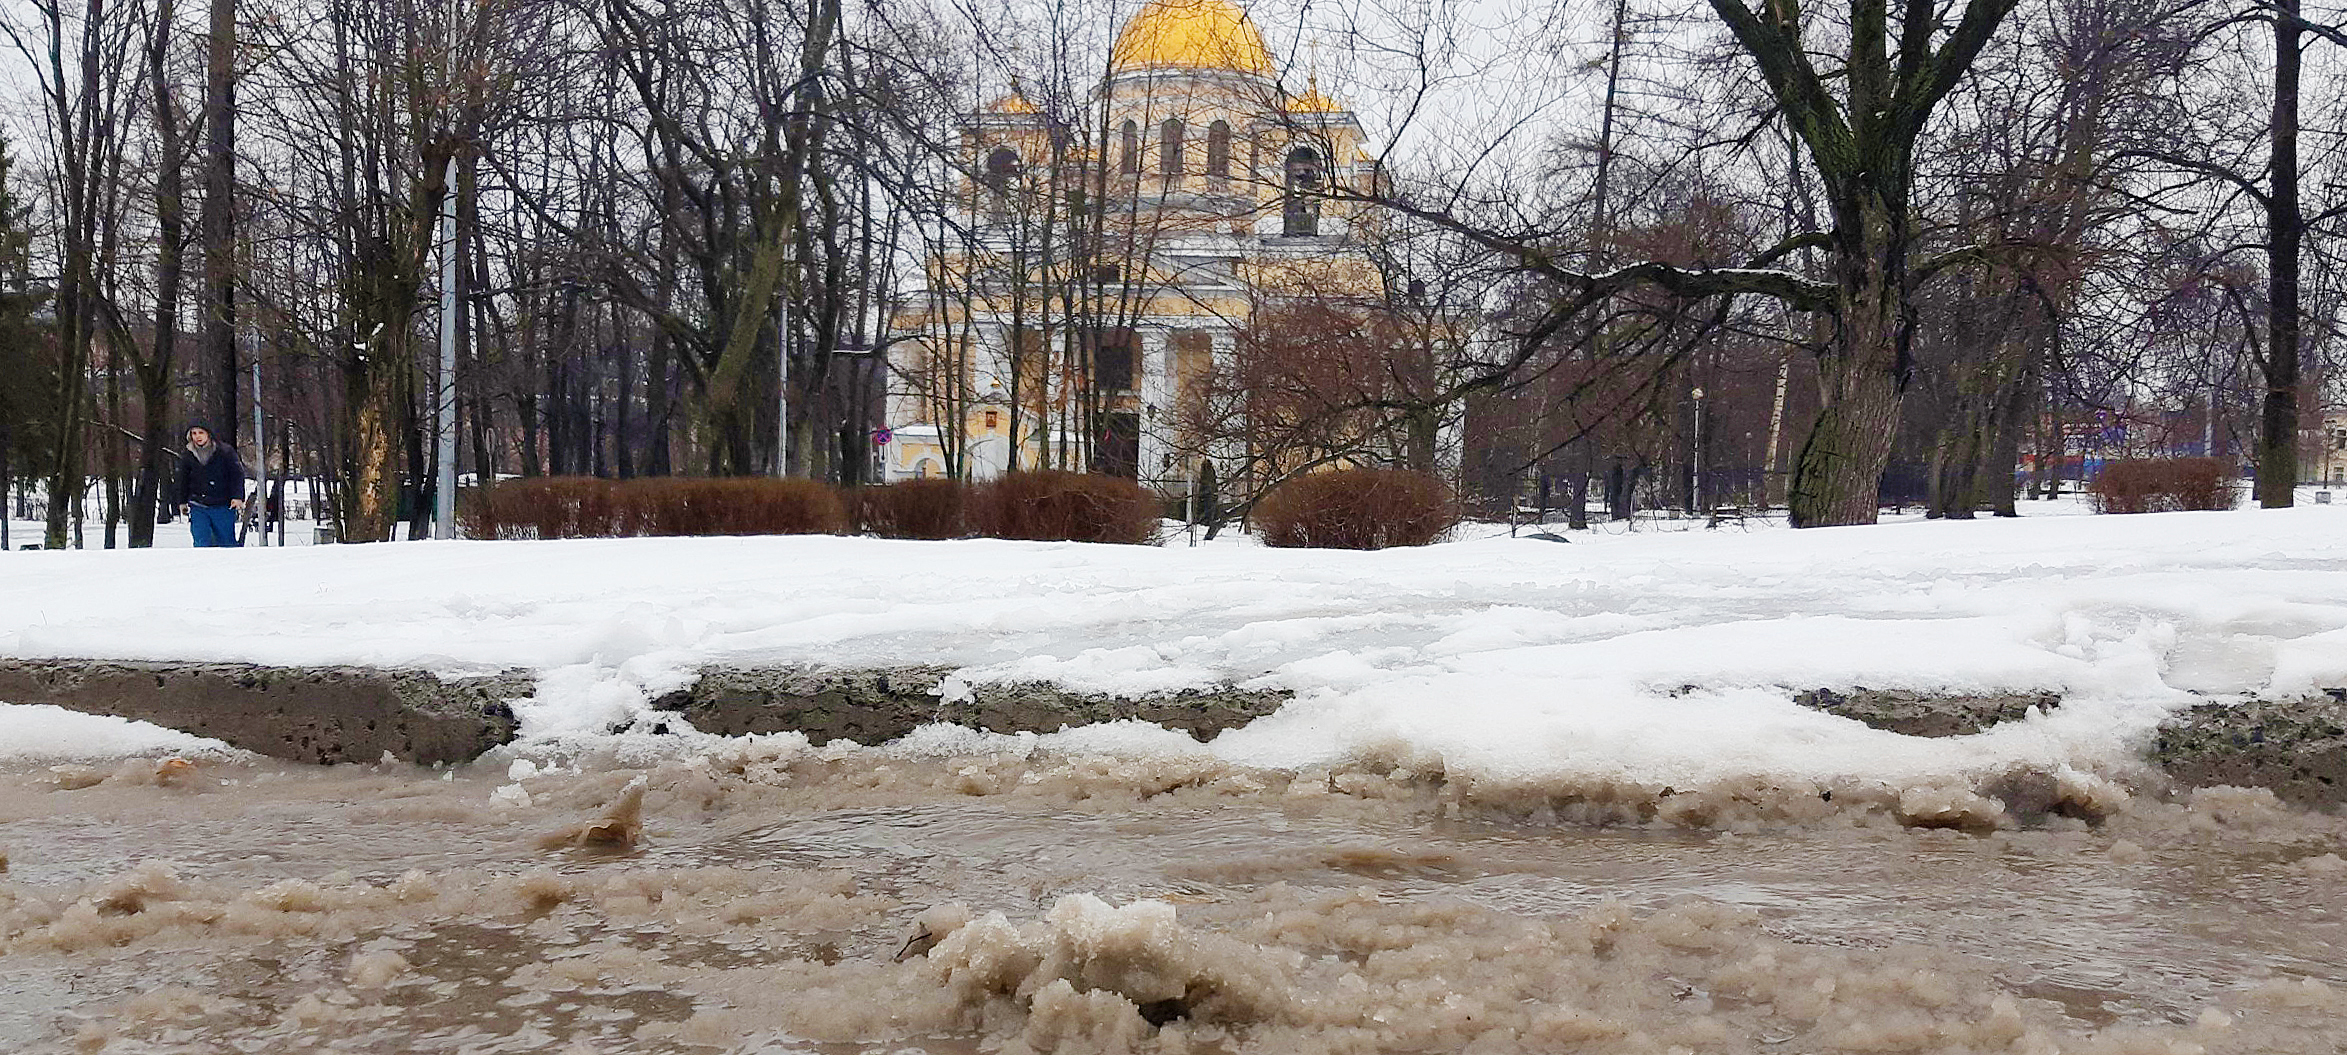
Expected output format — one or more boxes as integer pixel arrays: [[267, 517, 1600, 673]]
[[189, 503, 242, 547]]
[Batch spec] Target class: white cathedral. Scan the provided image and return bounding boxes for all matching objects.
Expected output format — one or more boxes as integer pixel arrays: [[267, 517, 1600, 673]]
[[880, 0, 1389, 492]]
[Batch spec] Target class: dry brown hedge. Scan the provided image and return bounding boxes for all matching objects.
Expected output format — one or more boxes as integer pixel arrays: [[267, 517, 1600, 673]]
[[2091, 457, 2238, 514], [457, 477, 612, 539], [1253, 468, 1459, 549], [459, 477, 844, 539], [853, 479, 970, 539], [968, 470, 1158, 544]]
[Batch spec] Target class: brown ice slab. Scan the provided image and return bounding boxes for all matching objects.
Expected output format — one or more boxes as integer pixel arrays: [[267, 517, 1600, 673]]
[[1796, 685, 2347, 809], [7, 656, 2340, 809], [2150, 693, 2347, 808], [0, 659, 1293, 765], [0, 659, 528, 765], [1792, 687, 2060, 738], [652, 666, 1293, 745]]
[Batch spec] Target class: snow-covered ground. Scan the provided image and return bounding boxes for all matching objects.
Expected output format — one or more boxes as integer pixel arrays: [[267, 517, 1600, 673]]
[[5, 500, 2346, 794], [3, 517, 335, 550]]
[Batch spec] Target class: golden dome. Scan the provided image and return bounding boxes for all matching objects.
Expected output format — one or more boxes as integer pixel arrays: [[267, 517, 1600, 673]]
[[1110, 0, 1276, 76], [985, 90, 1038, 114], [1285, 76, 1344, 112]]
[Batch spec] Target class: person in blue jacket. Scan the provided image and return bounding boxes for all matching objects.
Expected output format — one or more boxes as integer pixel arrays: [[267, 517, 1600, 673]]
[[176, 424, 250, 547]]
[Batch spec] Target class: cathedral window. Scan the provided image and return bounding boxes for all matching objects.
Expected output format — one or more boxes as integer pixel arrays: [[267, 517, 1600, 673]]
[[982, 148, 1020, 224], [1161, 118, 1185, 176], [1119, 121, 1140, 175], [1093, 328, 1137, 391], [1206, 121, 1231, 179], [1282, 146, 1323, 236], [982, 148, 1020, 196], [985, 147, 1021, 180], [1172, 330, 1213, 430]]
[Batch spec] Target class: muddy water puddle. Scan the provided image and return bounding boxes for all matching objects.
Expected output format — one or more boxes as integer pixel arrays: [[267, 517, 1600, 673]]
[[3, 744, 2345, 1053]]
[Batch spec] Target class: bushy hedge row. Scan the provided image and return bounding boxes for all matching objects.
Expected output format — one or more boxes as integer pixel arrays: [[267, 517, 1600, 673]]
[[459, 477, 845, 539], [967, 470, 1160, 544], [461, 471, 1160, 545], [2091, 457, 2237, 514], [1252, 468, 1458, 549], [851, 478, 969, 540]]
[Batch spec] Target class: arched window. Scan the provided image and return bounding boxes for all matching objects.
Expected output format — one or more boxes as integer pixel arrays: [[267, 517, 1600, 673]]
[[1205, 121, 1231, 179], [1282, 146, 1323, 236], [983, 147, 1020, 190], [1160, 118, 1184, 177], [982, 147, 1020, 224], [1119, 120, 1140, 175]]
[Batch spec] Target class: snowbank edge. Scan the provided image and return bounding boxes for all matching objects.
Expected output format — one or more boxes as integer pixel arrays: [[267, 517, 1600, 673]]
[[5, 658, 2340, 808]]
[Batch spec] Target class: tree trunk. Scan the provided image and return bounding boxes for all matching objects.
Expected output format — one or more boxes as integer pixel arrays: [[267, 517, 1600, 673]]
[[1927, 407, 1983, 520], [1789, 195, 1907, 528], [404, 356, 430, 539], [44, 0, 104, 550], [2260, 0, 2302, 508], [1790, 361, 1900, 527], [133, 382, 172, 543], [615, 315, 635, 478], [1928, 313, 2035, 520], [1982, 352, 2030, 517], [104, 331, 122, 547], [347, 352, 403, 543], [339, 159, 447, 541], [200, 0, 238, 444], [1403, 405, 1438, 474], [518, 389, 541, 476], [646, 185, 678, 476], [135, 0, 184, 548]]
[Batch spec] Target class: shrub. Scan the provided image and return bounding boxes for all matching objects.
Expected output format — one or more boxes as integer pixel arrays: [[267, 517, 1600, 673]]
[[1253, 468, 1459, 549], [855, 478, 970, 539], [969, 470, 1159, 544], [2091, 457, 2238, 514], [694, 477, 843, 535], [459, 477, 618, 540], [458, 476, 844, 538]]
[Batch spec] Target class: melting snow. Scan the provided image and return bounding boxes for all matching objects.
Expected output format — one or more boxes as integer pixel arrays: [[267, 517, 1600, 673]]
[[4, 504, 2344, 789]]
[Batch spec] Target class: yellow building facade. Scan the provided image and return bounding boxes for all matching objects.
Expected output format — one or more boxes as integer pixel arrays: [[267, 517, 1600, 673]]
[[882, 0, 1384, 490]]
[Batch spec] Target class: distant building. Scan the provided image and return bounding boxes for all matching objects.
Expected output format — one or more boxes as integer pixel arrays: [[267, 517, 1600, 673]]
[[881, 0, 1390, 491], [2318, 412, 2347, 487]]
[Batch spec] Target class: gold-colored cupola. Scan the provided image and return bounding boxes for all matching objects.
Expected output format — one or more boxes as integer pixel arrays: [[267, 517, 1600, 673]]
[[1109, 0, 1277, 76]]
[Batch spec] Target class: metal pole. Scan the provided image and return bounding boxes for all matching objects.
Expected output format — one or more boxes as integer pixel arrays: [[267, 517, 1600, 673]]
[[1691, 387, 1705, 515], [251, 347, 267, 545], [1185, 465, 1196, 547], [777, 326, 791, 477], [279, 419, 290, 545], [434, 156, 459, 539]]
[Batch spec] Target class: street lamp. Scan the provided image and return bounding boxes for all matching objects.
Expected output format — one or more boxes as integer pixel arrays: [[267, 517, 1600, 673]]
[[1691, 386, 1705, 514], [434, 155, 458, 540]]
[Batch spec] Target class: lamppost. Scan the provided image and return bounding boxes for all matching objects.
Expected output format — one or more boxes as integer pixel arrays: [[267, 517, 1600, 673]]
[[1691, 386, 1705, 514], [433, 155, 458, 540], [250, 339, 267, 546]]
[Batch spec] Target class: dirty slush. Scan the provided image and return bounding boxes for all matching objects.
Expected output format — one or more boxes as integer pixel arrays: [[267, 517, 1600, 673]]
[[4, 736, 2344, 1055]]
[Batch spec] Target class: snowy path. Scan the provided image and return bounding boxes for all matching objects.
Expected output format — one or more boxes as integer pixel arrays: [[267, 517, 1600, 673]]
[[5, 506, 2345, 789]]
